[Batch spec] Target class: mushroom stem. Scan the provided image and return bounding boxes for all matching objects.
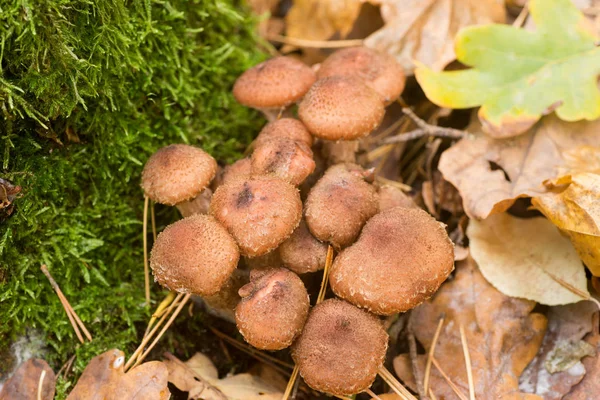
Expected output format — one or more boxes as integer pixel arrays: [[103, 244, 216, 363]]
[[378, 366, 417, 400], [175, 188, 213, 217], [143, 196, 151, 306]]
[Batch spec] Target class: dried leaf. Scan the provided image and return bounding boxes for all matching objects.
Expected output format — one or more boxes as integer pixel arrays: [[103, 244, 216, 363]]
[[520, 302, 597, 399], [438, 115, 600, 220], [365, 0, 505, 74], [468, 213, 588, 305], [563, 333, 600, 400], [416, 0, 600, 138], [165, 352, 283, 400], [285, 0, 363, 41], [394, 257, 547, 399], [533, 173, 600, 275], [66, 349, 170, 400], [0, 359, 55, 400]]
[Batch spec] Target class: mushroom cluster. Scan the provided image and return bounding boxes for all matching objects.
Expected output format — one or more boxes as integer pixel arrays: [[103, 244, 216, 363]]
[[141, 47, 455, 397]]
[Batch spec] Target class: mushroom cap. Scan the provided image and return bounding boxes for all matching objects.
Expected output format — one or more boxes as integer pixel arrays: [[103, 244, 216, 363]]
[[377, 185, 418, 211], [150, 214, 239, 296], [292, 299, 388, 396], [305, 163, 379, 248], [210, 175, 303, 257], [236, 268, 310, 350], [254, 118, 314, 148], [280, 219, 328, 274], [141, 144, 217, 206], [218, 158, 253, 188], [298, 76, 385, 141], [317, 47, 406, 104], [329, 207, 455, 315], [233, 57, 316, 109], [251, 138, 316, 186], [244, 247, 282, 270]]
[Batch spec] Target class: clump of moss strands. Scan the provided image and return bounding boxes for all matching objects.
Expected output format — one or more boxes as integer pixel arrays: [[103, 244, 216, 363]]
[[0, 0, 265, 388]]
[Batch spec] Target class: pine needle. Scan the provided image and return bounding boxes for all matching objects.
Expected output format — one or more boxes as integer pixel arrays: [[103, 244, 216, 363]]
[[431, 357, 468, 400], [267, 34, 364, 48], [459, 323, 476, 400], [424, 315, 445, 393], [143, 196, 151, 307], [378, 366, 417, 400]]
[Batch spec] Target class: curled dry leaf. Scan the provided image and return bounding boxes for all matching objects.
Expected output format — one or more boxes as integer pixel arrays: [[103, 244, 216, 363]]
[[520, 302, 597, 399], [533, 173, 600, 276], [564, 331, 600, 400], [164, 352, 283, 400], [468, 213, 588, 306], [439, 115, 600, 220], [66, 349, 170, 400], [285, 0, 363, 42], [0, 359, 55, 400], [364, 0, 505, 74], [394, 257, 547, 399]]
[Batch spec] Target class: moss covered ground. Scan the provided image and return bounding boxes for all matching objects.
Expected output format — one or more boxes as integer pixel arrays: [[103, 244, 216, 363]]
[[0, 0, 265, 387]]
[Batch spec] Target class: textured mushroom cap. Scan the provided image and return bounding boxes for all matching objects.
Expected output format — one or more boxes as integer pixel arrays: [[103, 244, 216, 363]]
[[305, 163, 379, 248], [210, 176, 302, 257], [254, 118, 313, 147], [292, 299, 388, 396], [233, 57, 316, 109], [317, 47, 406, 104], [377, 185, 418, 211], [251, 138, 316, 186], [150, 215, 239, 296], [236, 268, 310, 350], [330, 207, 455, 315], [141, 144, 217, 206], [219, 158, 253, 187], [298, 76, 385, 141], [280, 220, 328, 274]]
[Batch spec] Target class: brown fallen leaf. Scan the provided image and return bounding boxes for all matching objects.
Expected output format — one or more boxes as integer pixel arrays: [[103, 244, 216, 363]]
[[394, 257, 547, 399], [533, 173, 600, 276], [520, 302, 597, 399], [0, 359, 55, 400], [164, 352, 284, 400], [66, 349, 170, 400], [563, 323, 600, 400], [364, 0, 506, 74], [439, 115, 600, 220], [468, 213, 589, 305]]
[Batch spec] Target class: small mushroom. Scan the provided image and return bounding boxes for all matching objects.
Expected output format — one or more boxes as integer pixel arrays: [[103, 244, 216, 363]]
[[150, 214, 239, 296], [317, 47, 406, 105], [251, 138, 316, 186], [233, 57, 316, 119], [279, 219, 328, 274], [244, 247, 282, 270], [329, 207, 455, 315], [217, 157, 253, 188], [210, 175, 302, 257], [236, 268, 310, 350], [141, 144, 217, 216], [200, 269, 249, 323], [377, 184, 418, 211], [292, 299, 388, 396], [254, 118, 313, 148], [305, 163, 379, 249], [298, 76, 385, 141]]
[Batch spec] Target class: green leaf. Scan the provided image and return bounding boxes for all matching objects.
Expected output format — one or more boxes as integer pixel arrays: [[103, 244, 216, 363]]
[[415, 0, 600, 138]]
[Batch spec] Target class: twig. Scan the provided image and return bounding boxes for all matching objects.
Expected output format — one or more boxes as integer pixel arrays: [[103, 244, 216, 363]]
[[41, 265, 92, 343], [56, 354, 76, 380], [384, 108, 466, 144], [378, 366, 417, 400], [282, 365, 300, 400], [424, 316, 445, 393], [144, 291, 177, 338], [408, 318, 428, 400], [267, 34, 364, 49], [143, 196, 151, 307], [431, 357, 469, 400], [459, 324, 475, 400], [365, 388, 383, 400], [512, 3, 529, 27], [37, 370, 46, 400], [150, 200, 157, 241]]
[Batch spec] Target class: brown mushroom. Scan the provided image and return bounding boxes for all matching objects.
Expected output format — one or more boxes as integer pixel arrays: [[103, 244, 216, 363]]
[[150, 214, 239, 296], [298, 76, 385, 141], [251, 138, 316, 186], [305, 163, 379, 248], [377, 184, 418, 211], [321, 140, 359, 166], [292, 299, 388, 396], [254, 118, 313, 148], [279, 219, 328, 274], [200, 269, 249, 323], [329, 207, 455, 315], [317, 47, 406, 105], [217, 157, 253, 188], [244, 247, 282, 270], [210, 175, 302, 257], [236, 268, 310, 350], [233, 57, 316, 119], [141, 144, 217, 216]]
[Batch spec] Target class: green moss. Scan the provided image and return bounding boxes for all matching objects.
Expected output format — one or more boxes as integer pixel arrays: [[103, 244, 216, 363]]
[[0, 0, 265, 379]]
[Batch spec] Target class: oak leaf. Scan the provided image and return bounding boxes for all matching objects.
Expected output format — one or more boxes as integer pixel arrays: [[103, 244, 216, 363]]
[[468, 213, 588, 305], [394, 257, 547, 399], [533, 173, 600, 275], [285, 0, 363, 42], [438, 115, 600, 220], [364, 0, 505, 74], [0, 359, 55, 400], [416, 0, 600, 138], [66, 349, 170, 400]]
